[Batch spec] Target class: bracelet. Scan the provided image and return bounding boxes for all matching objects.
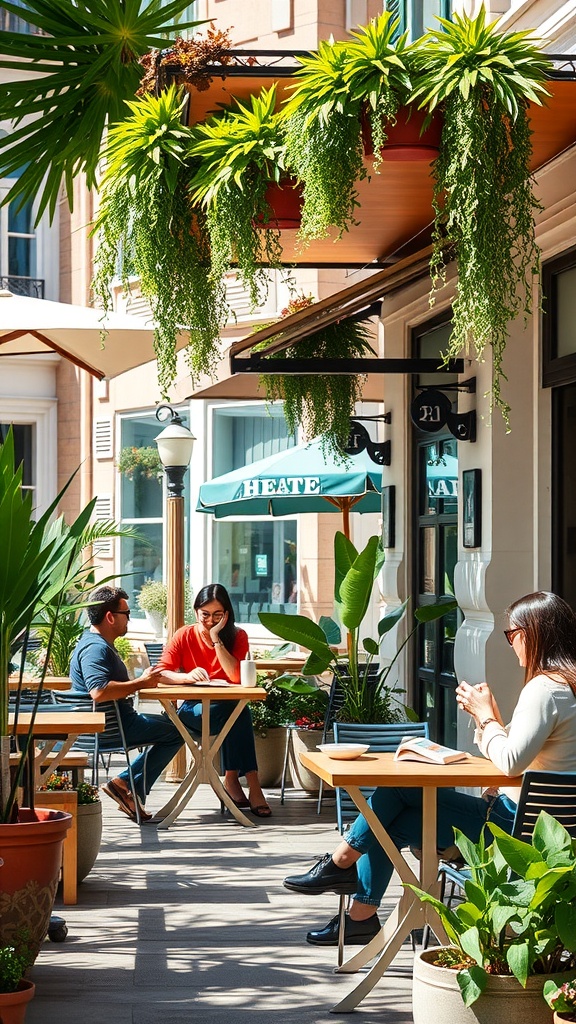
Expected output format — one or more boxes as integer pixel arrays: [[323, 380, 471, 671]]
[[479, 717, 497, 731], [213, 640, 223, 647]]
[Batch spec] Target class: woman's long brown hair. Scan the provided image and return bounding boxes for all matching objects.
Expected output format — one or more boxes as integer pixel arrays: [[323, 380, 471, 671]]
[[507, 591, 576, 694]]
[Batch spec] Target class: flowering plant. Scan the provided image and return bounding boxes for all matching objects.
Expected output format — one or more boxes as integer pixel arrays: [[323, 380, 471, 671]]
[[42, 773, 100, 805], [117, 446, 163, 481], [544, 978, 576, 1017], [293, 713, 324, 730]]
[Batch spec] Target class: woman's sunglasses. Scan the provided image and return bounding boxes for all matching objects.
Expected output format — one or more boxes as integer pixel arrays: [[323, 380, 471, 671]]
[[504, 627, 523, 646]]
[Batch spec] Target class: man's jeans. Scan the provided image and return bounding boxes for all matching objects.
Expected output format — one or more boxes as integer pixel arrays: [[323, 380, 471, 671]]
[[117, 708, 184, 801]]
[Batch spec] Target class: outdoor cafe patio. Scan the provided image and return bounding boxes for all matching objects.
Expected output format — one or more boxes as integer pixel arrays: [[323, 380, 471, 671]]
[[27, 757, 416, 1024]]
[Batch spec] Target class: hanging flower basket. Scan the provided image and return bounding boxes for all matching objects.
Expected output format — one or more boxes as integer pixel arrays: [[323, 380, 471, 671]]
[[361, 105, 442, 162]]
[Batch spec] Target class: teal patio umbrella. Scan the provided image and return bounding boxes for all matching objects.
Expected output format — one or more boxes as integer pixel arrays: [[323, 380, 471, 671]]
[[196, 437, 382, 539]]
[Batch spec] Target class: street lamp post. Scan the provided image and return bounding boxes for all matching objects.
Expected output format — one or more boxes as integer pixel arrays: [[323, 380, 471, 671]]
[[155, 404, 195, 639], [155, 405, 195, 784]]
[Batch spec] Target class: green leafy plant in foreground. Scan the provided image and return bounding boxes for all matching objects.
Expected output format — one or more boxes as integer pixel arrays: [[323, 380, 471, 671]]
[[0, 941, 32, 994], [408, 811, 576, 1007], [260, 532, 456, 724]]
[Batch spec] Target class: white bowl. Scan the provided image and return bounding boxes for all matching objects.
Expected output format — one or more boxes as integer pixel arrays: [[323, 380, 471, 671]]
[[317, 742, 370, 760]]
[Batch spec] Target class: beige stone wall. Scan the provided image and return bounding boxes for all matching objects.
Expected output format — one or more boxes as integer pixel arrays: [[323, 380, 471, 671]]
[[203, 0, 382, 47]]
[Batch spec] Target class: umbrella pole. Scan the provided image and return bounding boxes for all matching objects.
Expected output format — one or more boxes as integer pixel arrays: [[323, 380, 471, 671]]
[[341, 498, 352, 541]]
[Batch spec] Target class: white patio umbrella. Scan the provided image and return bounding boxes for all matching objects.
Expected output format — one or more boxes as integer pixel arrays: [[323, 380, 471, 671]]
[[0, 289, 190, 379]]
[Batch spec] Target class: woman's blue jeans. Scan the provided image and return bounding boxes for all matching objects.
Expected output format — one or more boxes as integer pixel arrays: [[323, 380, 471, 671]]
[[345, 786, 517, 907], [178, 700, 258, 776]]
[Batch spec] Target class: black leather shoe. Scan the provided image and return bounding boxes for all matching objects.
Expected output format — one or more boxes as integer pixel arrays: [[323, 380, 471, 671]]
[[307, 912, 381, 946], [283, 854, 358, 895]]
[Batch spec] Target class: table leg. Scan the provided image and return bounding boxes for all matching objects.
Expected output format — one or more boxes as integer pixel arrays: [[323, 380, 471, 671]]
[[152, 698, 257, 828], [330, 785, 437, 1014]]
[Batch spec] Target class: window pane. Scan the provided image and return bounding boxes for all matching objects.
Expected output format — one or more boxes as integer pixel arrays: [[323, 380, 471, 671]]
[[212, 405, 295, 477], [121, 525, 163, 619], [0, 423, 34, 488], [419, 527, 436, 594], [213, 519, 297, 623], [120, 416, 163, 519], [557, 266, 576, 359]]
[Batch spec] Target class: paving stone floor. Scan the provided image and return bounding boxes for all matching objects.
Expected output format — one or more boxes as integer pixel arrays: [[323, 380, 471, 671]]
[[28, 764, 418, 1024]]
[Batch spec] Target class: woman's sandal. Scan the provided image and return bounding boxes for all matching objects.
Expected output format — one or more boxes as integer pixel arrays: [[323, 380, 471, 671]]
[[223, 788, 250, 809], [250, 804, 272, 818]]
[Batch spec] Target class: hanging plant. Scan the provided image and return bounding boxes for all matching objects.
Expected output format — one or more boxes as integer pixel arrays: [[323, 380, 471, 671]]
[[341, 12, 412, 170], [138, 25, 234, 95], [258, 296, 375, 459], [411, 9, 552, 423], [189, 85, 292, 309], [116, 446, 163, 480], [282, 38, 366, 243], [92, 85, 228, 396]]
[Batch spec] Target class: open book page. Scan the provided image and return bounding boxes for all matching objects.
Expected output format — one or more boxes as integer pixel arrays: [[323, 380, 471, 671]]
[[192, 678, 233, 687], [394, 736, 468, 764]]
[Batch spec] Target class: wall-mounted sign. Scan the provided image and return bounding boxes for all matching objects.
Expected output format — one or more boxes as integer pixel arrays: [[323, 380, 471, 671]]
[[255, 554, 268, 576], [411, 388, 476, 442]]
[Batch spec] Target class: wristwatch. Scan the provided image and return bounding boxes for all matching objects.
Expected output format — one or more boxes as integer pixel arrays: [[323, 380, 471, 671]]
[[478, 717, 497, 731]]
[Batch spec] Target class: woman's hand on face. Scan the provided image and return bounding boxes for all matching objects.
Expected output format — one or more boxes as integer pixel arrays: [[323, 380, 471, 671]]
[[210, 611, 228, 644], [455, 680, 495, 721]]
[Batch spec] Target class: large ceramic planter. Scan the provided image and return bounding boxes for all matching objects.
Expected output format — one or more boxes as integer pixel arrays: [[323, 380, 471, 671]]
[[290, 728, 333, 792], [144, 610, 164, 636], [257, 177, 303, 230], [362, 106, 442, 162], [0, 808, 72, 960], [253, 728, 286, 788], [413, 948, 571, 1024], [77, 801, 102, 883], [0, 980, 35, 1024]]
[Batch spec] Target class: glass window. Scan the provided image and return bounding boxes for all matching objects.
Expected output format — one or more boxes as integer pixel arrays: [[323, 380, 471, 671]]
[[556, 266, 576, 359], [119, 411, 190, 618], [0, 422, 34, 496], [211, 405, 298, 622], [8, 200, 35, 278]]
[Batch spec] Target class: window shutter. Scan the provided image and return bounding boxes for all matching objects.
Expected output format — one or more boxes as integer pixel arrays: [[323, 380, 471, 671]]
[[94, 418, 113, 460], [92, 495, 114, 558]]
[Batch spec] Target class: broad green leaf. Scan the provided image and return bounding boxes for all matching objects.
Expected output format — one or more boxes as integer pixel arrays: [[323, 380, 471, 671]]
[[319, 615, 341, 646], [555, 901, 576, 952], [377, 599, 409, 637], [506, 942, 530, 986], [414, 599, 457, 623], [459, 926, 483, 965], [457, 966, 487, 1007], [258, 612, 333, 658]]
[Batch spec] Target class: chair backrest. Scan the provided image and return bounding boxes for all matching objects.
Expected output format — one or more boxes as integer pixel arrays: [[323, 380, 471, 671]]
[[9, 687, 56, 706], [144, 642, 164, 667], [513, 770, 576, 842], [322, 666, 382, 741], [333, 721, 429, 833]]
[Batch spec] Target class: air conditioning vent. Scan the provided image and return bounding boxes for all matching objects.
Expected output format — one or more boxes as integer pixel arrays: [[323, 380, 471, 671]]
[[94, 418, 113, 459]]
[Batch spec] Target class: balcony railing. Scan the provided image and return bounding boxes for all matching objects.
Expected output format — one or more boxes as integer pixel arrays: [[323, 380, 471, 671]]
[[1, 276, 44, 298]]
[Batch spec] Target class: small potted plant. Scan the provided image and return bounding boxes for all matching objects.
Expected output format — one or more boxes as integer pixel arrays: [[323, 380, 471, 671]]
[[0, 941, 34, 1023], [544, 979, 576, 1023], [117, 446, 163, 482], [137, 580, 167, 636], [409, 812, 576, 1023], [41, 774, 102, 883]]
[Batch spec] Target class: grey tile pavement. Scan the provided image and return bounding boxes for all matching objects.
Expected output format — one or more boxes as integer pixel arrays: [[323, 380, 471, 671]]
[[28, 767, 417, 1024]]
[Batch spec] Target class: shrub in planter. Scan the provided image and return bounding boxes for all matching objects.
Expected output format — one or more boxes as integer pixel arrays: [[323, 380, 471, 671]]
[[137, 580, 167, 634], [409, 811, 576, 1013], [544, 978, 576, 1022], [0, 940, 35, 1024], [41, 775, 102, 883]]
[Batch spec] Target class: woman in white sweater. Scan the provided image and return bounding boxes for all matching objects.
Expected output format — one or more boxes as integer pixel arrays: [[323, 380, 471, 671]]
[[283, 591, 576, 948]]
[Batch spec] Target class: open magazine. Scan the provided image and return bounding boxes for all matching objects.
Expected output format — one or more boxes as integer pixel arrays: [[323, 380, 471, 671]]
[[394, 736, 468, 765]]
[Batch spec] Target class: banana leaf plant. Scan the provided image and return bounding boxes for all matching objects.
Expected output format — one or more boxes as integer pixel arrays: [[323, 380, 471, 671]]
[[0, 428, 132, 822], [260, 531, 457, 724]]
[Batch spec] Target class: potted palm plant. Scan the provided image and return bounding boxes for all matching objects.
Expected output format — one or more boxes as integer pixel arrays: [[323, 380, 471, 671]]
[[0, 429, 110, 959], [260, 531, 456, 724], [410, 812, 576, 1022], [410, 8, 552, 423], [189, 84, 294, 310]]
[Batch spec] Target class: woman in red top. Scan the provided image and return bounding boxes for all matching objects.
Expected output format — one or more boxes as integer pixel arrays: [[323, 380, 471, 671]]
[[159, 583, 271, 817]]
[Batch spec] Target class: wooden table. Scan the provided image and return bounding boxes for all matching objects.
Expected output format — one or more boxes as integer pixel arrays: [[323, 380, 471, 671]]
[[138, 685, 266, 828], [9, 711, 105, 791], [299, 750, 522, 1014], [254, 658, 308, 674], [9, 675, 73, 691]]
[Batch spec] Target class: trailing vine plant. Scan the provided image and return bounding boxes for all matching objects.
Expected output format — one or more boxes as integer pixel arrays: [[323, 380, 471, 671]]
[[189, 85, 291, 309], [412, 9, 552, 423], [258, 296, 375, 459], [92, 85, 228, 395]]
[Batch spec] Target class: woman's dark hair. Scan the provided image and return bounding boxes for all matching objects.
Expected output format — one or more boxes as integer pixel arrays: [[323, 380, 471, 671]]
[[507, 591, 576, 691], [194, 583, 238, 652]]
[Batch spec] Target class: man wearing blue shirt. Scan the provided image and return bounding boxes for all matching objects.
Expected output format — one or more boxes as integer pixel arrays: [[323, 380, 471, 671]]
[[70, 585, 183, 823]]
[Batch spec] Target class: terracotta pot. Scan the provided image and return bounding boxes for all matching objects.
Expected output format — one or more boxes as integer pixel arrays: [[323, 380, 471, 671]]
[[253, 728, 286, 787], [77, 801, 102, 883], [362, 105, 442, 162], [0, 979, 35, 1024], [257, 178, 303, 229], [0, 808, 72, 960], [413, 949, 572, 1024]]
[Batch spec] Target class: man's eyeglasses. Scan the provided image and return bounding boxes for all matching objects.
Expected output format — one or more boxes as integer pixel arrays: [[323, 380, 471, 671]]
[[504, 627, 522, 646], [113, 610, 130, 619]]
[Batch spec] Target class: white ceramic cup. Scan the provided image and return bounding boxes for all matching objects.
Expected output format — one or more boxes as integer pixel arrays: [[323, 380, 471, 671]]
[[240, 659, 257, 687]]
